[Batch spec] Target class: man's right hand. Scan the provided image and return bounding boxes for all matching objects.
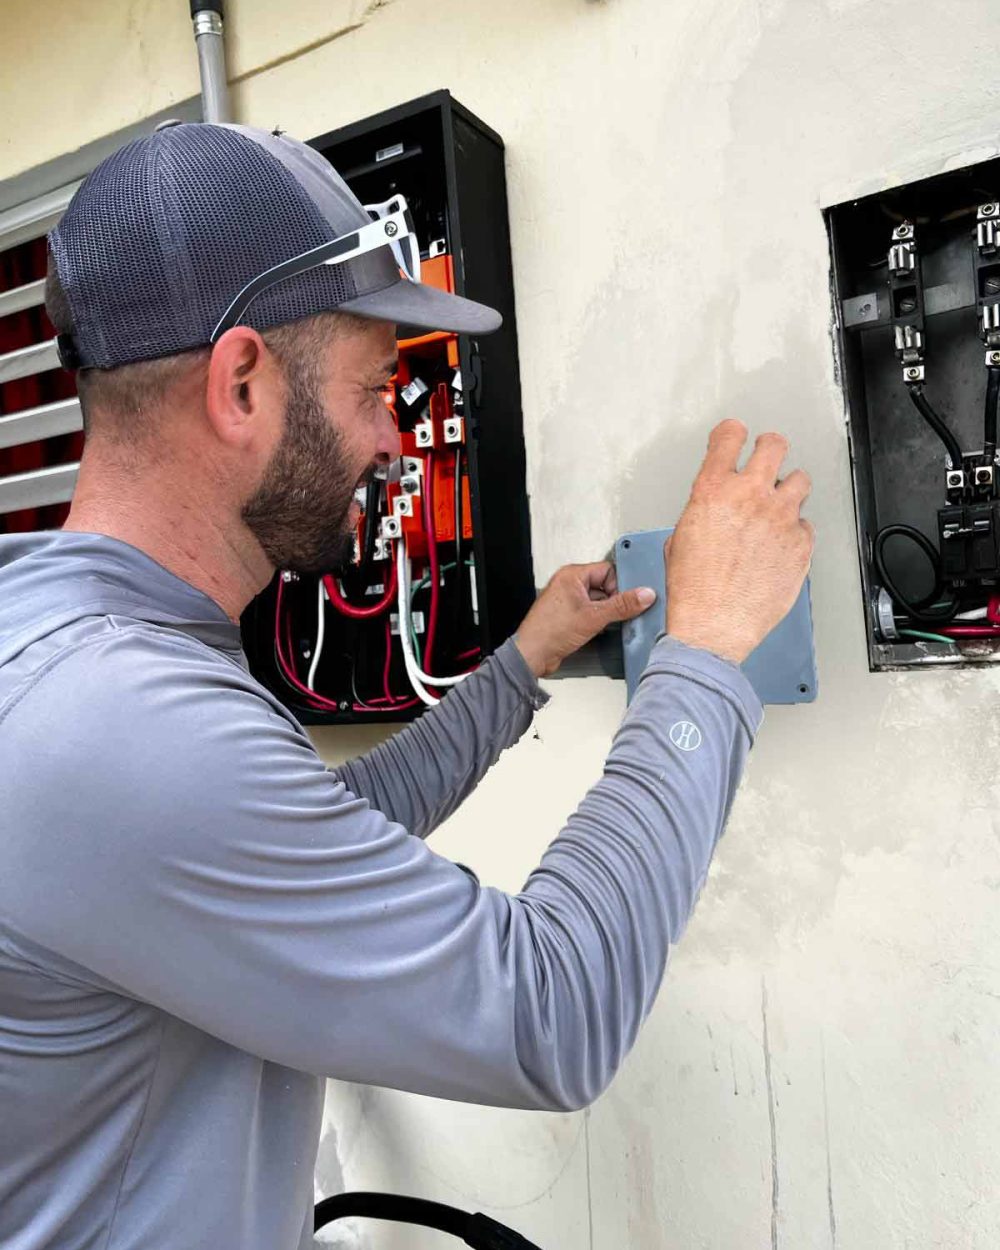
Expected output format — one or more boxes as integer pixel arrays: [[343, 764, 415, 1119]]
[[665, 419, 814, 665]]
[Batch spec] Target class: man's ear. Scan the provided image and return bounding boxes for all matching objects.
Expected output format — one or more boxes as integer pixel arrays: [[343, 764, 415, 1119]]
[[204, 326, 283, 449]]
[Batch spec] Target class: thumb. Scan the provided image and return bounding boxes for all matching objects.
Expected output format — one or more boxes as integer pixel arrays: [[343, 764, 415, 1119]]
[[594, 585, 657, 625]]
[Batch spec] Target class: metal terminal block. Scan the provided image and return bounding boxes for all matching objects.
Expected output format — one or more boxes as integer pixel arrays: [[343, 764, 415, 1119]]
[[976, 465, 995, 489], [399, 474, 421, 496], [428, 238, 447, 258], [373, 537, 392, 561], [380, 516, 402, 540], [443, 416, 465, 444], [902, 363, 925, 383], [978, 203, 1000, 252], [402, 456, 422, 477], [983, 305, 1000, 343], [947, 469, 966, 491], [414, 419, 434, 448], [987, 349, 1000, 367], [894, 324, 924, 361], [888, 240, 915, 273], [393, 493, 414, 518]]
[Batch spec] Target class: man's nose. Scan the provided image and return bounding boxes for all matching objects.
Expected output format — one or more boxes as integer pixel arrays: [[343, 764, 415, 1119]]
[[375, 405, 402, 465]]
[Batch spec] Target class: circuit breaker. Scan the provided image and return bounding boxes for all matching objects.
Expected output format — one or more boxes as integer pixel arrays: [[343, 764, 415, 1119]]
[[241, 92, 535, 720], [828, 155, 1000, 670]]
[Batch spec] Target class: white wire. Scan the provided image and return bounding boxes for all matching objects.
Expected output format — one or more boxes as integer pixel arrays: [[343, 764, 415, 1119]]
[[395, 544, 438, 707], [395, 541, 473, 695], [306, 578, 326, 690]]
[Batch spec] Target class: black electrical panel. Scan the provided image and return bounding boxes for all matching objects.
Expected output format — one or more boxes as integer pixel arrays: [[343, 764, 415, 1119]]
[[241, 92, 535, 720], [828, 156, 1000, 670]]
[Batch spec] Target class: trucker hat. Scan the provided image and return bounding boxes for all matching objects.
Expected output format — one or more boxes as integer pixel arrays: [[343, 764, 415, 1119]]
[[49, 121, 502, 371]]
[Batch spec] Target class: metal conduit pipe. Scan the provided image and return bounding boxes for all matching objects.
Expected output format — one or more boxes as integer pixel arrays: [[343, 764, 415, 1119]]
[[190, 0, 231, 124]]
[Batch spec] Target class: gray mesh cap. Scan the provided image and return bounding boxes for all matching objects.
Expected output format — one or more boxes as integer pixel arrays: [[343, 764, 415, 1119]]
[[49, 121, 502, 370]]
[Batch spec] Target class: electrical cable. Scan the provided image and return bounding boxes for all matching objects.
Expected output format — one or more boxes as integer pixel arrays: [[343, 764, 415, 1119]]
[[985, 366, 1000, 463], [274, 577, 345, 714], [323, 557, 397, 620], [396, 550, 438, 708], [453, 445, 464, 636], [306, 578, 326, 690], [937, 625, 1000, 638], [874, 524, 958, 623], [421, 450, 441, 673], [358, 477, 381, 579], [899, 629, 956, 645], [396, 542, 472, 693], [313, 1191, 543, 1249], [908, 386, 964, 469]]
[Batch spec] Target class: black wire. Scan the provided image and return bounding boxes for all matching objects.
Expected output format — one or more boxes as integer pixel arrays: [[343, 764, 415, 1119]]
[[356, 478, 382, 584], [908, 386, 964, 469], [874, 524, 958, 623], [985, 366, 1000, 462]]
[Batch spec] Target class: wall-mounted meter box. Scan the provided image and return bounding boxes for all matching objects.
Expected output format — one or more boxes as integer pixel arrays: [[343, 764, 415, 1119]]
[[828, 155, 1000, 670], [241, 92, 535, 722]]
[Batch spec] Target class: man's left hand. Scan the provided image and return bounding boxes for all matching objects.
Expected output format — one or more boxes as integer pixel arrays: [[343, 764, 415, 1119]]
[[515, 561, 656, 679]]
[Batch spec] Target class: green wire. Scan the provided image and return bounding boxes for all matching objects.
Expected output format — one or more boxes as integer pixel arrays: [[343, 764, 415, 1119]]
[[899, 629, 956, 645], [405, 559, 477, 668]]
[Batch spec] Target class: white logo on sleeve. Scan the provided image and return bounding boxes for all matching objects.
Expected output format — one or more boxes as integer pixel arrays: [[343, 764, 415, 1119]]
[[670, 721, 703, 752]]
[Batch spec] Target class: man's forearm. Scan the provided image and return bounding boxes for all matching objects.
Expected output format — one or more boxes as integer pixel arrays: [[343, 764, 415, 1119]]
[[336, 638, 548, 839], [508, 634, 762, 1107]]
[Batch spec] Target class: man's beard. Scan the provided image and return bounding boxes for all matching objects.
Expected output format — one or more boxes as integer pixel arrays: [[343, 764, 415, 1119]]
[[242, 358, 367, 575]]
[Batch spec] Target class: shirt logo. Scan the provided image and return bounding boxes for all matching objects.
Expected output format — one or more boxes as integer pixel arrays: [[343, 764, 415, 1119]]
[[670, 721, 703, 752]]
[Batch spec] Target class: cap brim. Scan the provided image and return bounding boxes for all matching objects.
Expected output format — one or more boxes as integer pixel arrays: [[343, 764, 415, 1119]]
[[338, 277, 502, 336]]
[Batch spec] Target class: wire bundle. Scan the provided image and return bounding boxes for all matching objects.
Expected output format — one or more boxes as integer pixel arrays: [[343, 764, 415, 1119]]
[[275, 445, 478, 715]]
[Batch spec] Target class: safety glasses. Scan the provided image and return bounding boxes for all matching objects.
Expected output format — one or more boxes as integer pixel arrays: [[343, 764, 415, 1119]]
[[210, 195, 421, 341]]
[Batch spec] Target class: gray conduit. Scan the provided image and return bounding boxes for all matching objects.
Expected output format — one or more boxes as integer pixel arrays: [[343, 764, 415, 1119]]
[[190, 0, 231, 124]]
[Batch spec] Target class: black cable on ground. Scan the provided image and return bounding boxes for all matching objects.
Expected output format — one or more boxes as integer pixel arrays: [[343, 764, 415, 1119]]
[[984, 366, 1000, 463], [908, 386, 964, 470], [314, 1192, 542, 1249], [874, 523, 958, 624]]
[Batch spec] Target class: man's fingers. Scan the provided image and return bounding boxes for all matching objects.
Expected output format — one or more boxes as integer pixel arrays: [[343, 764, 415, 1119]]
[[776, 468, 812, 509], [578, 560, 617, 598], [593, 586, 657, 624], [699, 419, 748, 480], [744, 431, 790, 485]]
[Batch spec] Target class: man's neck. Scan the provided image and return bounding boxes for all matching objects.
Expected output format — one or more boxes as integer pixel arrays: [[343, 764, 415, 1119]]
[[64, 457, 272, 624]]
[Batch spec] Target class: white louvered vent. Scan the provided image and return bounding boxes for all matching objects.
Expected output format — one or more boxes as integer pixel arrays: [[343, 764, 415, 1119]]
[[0, 181, 83, 526]]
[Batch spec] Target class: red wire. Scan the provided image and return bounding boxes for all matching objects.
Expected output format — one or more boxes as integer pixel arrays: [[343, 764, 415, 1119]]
[[275, 576, 419, 715], [322, 555, 397, 620], [938, 625, 1000, 638], [422, 450, 440, 674], [274, 577, 344, 713]]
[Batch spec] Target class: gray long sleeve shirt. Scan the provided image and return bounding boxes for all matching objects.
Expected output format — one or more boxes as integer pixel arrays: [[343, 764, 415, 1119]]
[[0, 531, 763, 1250]]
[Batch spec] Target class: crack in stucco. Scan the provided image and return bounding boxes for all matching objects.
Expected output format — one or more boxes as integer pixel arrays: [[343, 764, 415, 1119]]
[[762, 979, 779, 1250]]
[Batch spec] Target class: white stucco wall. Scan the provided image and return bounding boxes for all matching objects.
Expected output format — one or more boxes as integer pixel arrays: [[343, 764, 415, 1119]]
[[7, 0, 1000, 1245]]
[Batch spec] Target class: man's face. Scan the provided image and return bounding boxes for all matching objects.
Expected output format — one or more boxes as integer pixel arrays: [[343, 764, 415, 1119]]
[[242, 318, 400, 574]]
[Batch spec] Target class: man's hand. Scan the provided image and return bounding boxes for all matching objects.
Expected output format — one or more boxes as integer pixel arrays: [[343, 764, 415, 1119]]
[[516, 562, 656, 679], [666, 419, 814, 665]]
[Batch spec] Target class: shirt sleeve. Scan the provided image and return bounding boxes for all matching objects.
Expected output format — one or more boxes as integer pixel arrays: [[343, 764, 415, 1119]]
[[2, 626, 762, 1112], [335, 638, 548, 839]]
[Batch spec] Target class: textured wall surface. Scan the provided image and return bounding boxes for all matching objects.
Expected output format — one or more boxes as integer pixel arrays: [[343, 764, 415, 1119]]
[[6, 1, 1000, 1246]]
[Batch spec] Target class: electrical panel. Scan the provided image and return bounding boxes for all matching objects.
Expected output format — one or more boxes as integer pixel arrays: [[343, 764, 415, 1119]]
[[241, 92, 535, 720], [828, 155, 1000, 670]]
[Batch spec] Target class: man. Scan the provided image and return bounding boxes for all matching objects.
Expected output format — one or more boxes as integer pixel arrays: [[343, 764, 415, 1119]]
[[0, 123, 812, 1250]]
